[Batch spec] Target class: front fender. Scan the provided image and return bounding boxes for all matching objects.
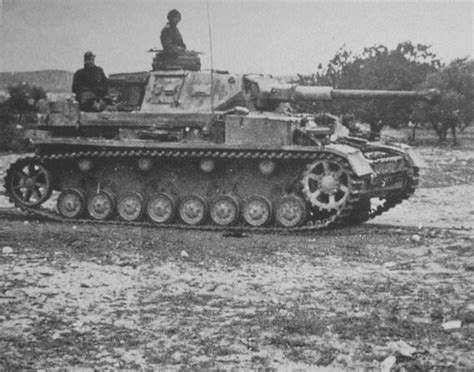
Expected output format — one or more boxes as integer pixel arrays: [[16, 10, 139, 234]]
[[325, 144, 373, 177], [373, 142, 427, 168]]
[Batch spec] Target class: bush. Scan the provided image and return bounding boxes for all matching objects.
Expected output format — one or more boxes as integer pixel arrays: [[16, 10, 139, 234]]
[[0, 83, 46, 153], [412, 58, 474, 145], [0, 102, 32, 152]]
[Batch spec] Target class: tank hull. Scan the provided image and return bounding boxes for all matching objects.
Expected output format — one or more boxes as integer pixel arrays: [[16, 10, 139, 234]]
[[4, 69, 428, 231]]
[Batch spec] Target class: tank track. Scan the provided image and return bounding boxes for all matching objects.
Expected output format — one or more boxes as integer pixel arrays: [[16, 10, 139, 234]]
[[4, 148, 416, 233], [368, 167, 419, 219], [335, 137, 420, 224]]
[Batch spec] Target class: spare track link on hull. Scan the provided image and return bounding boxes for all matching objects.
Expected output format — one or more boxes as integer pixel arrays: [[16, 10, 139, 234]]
[[3, 148, 412, 233]]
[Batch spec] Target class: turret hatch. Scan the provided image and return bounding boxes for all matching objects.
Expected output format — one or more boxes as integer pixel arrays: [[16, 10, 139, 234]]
[[145, 72, 186, 105]]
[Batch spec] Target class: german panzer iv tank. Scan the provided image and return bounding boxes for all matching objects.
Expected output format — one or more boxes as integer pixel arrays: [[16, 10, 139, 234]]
[[4, 55, 438, 232]]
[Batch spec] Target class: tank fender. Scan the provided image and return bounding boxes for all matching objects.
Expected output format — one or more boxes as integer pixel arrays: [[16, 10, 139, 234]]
[[371, 142, 427, 168], [404, 147, 427, 168], [324, 144, 373, 177]]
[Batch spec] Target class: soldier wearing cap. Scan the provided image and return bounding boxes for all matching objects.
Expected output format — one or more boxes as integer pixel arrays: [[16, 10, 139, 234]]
[[160, 9, 186, 54], [72, 51, 108, 111]]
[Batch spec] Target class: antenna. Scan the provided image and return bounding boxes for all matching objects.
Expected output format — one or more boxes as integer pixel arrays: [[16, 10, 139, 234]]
[[206, 0, 215, 116]]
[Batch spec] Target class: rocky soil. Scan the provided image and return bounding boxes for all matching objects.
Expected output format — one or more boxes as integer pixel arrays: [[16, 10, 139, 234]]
[[1, 137, 473, 370]]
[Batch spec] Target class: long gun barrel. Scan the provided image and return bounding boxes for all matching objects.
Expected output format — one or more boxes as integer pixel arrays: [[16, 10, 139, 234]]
[[293, 86, 439, 102], [245, 75, 440, 109]]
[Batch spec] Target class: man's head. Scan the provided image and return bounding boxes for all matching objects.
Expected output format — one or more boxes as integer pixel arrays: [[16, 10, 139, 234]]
[[167, 9, 181, 26], [84, 51, 96, 67]]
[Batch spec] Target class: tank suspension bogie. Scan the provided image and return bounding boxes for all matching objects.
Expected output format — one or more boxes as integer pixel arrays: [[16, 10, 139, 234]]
[[6, 160, 53, 208], [57, 188, 86, 219], [179, 194, 209, 225], [87, 190, 116, 220], [146, 193, 177, 224], [275, 194, 307, 227], [117, 192, 145, 221], [78, 159, 94, 172], [242, 195, 272, 227], [210, 194, 240, 226]]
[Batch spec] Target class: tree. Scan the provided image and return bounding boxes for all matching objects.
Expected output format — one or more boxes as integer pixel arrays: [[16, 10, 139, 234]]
[[412, 58, 474, 145], [0, 83, 47, 152], [7, 83, 47, 125], [295, 42, 441, 139]]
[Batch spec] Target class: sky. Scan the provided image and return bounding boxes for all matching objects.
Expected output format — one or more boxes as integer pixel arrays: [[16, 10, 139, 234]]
[[0, 0, 473, 75]]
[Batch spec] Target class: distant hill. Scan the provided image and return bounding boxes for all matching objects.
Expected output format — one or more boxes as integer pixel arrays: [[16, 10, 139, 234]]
[[0, 70, 73, 93]]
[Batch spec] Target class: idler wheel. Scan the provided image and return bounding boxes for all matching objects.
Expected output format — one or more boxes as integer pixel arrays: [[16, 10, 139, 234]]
[[87, 190, 115, 220], [242, 196, 272, 227], [210, 194, 240, 226], [57, 188, 86, 219], [147, 193, 177, 224], [302, 159, 351, 211], [8, 160, 52, 207], [275, 195, 307, 227], [117, 192, 145, 221], [179, 195, 209, 225]]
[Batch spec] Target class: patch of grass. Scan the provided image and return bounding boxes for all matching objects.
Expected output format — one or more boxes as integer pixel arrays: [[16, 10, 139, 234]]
[[197, 337, 237, 358], [250, 355, 274, 369], [315, 348, 338, 366], [272, 308, 328, 336], [0, 317, 110, 369], [268, 335, 312, 348], [331, 316, 440, 342], [142, 291, 222, 310]]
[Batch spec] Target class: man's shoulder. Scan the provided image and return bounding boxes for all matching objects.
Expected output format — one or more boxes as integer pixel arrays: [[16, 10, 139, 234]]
[[161, 23, 171, 33], [74, 66, 105, 76]]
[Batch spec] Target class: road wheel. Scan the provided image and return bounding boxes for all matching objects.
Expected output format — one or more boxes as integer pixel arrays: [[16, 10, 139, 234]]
[[57, 188, 86, 219]]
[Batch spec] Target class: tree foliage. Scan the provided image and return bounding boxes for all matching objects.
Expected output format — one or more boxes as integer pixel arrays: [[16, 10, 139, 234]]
[[412, 58, 474, 144], [0, 83, 47, 152], [8, 83, 47, 116], [296, 42, 441, 137]]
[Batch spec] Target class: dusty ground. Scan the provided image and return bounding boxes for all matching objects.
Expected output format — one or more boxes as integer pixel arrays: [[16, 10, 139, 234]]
[[0, 130, 473, 370]]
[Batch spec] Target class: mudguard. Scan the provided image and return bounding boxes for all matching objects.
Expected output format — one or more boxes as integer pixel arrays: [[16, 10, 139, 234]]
[[325, 143, 373, 177], [374, 142, 427, 168]]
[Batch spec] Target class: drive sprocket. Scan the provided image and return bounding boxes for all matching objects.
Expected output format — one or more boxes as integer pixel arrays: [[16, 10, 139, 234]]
[[301, 157, 351, 211]]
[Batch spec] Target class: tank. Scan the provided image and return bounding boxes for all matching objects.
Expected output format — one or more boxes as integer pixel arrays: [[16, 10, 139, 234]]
[[4, 54, 439, 231]]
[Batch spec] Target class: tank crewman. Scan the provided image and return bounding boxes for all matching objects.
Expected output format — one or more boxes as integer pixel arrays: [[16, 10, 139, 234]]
[[72, 51, 108, 112], [160, 9, 186, 54]]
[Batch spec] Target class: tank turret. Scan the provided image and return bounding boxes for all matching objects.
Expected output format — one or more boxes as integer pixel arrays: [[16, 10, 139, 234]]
[[103, 70, 439, 115]]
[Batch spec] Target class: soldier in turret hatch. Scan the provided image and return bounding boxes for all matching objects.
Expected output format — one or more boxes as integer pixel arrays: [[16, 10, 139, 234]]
[[72, 51, 108, 112], [160, 9, 186, 54]]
